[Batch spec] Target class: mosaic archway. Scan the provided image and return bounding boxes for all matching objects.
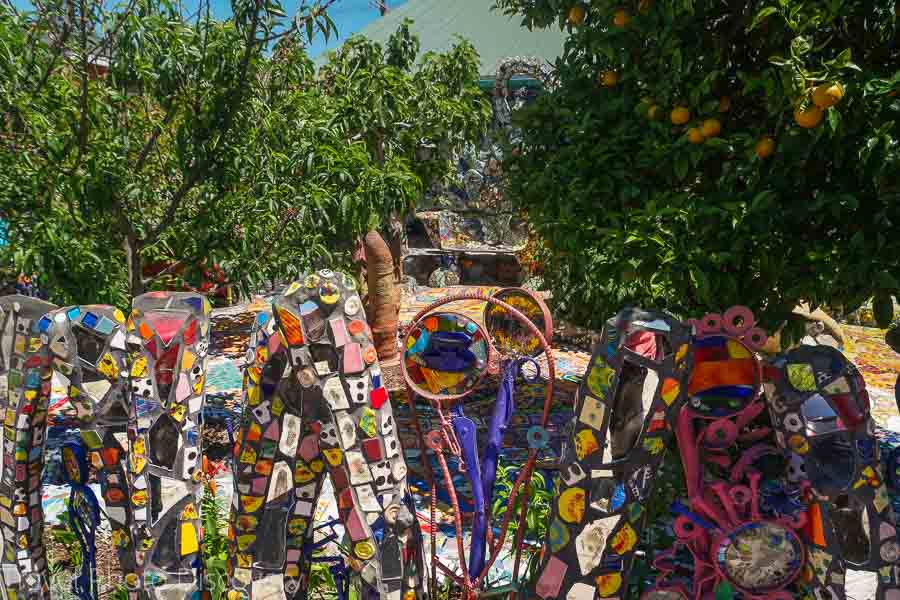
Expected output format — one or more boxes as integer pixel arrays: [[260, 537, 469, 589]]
[[0, 292, 211, 600], [227, 271, 426, 600]]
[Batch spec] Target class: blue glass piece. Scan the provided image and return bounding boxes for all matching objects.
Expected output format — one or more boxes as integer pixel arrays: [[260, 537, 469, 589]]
[[601, 557, 623, 570], [611, 484, 627, 510], [184, 297, 203, 312], [694, 336, 727, 348], [408, 330, 430, 355], [186, 429, 199, 444], [465, 321, 478, 334], [38, 316, 52, 332], [371, 372, 382, 388], [82, 312, 99, 328], [25, 371, 41, 388], [95, 316, 116, 335], [369, 518, 385, 542], [135, 397, 159, 417], [66, 306, 81, 320], [257, 312, 269, 325]]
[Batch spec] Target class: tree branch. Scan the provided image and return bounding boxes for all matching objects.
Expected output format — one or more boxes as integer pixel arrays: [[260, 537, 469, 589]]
[[76, 0, 89, 160], [142, 259, 185, 285], [143, 0, 342, 247], [133, 100, 175, 173], [84, 0, 138, 64], [142, 168, 203, 245]]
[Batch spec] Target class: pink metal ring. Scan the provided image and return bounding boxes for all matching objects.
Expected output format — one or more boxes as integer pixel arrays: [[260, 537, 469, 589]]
[[723, 306, 754, 335]]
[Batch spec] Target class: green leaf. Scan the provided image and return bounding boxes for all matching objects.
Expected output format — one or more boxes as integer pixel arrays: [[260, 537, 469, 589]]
[[673, 154, 688, 180], [747, 7, 778, 31], [827, 108, 841, 132], [877, 272, 900, 292]]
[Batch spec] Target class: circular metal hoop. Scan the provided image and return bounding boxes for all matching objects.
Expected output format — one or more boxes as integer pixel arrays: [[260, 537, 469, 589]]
[[483, 287, 553, 358], [401, 292, 556, 596]]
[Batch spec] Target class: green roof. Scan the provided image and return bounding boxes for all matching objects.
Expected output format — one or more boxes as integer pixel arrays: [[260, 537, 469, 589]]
[[316, 0, 566, 77]]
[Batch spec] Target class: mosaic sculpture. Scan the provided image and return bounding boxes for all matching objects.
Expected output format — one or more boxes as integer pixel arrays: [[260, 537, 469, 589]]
[[532, 306, 900, 600], [0, 295, 58, 599], [530, 307, 693, 600], [0, 292, 211, 600], [227, 270, 426, 600], [400, 287, 555, 598]]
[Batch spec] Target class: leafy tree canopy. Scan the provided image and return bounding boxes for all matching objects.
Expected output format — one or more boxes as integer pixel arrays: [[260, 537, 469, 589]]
[[208, 22, 491, 290], [0, 0, 489, 306], [496, 0, 900, 336]]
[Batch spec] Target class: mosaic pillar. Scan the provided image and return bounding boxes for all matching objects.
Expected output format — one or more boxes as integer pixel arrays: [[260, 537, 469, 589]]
[[227, 270, 426, 600], [39, 302, 139, 587], [529, 308, 692, 600], [124, 292, 211, 599], [0, 295, 57, 600], [766, 345, 900, 600]]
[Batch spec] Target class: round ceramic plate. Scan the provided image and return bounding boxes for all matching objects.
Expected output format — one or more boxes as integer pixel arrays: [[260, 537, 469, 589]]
[[402, 312, 489, 401], [714, 521, 803, 593], [483, 288, 552, 357]]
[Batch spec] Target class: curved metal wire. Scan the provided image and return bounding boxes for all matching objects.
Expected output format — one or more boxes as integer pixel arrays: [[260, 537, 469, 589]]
[[401, 292, 556, 599]]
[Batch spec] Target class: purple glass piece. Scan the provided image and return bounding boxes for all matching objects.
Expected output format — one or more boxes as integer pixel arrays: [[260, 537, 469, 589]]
[[451, 405, 485, 579], [481, 357, 540, 513], [421, 331, 477, 372]]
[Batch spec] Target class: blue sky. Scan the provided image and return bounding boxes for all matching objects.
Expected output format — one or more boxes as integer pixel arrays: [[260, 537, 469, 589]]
[[10, 0, 406, 58], [308, 0, 407, 57]]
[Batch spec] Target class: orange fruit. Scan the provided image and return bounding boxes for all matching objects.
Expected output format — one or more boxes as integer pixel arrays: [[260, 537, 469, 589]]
[[670, 106, 690, 125], [647, 105, 660, 120], [613, 9, 631, 27], [600, 70, 618, 87], [755, 137, 775, 159], [718, 96, 731, 112], [702, 118, 721, 137], [794, 105, 824, 128], [811, 82, 844, 108], [687, 128, 705, 144], [568, 5, 586, 25]]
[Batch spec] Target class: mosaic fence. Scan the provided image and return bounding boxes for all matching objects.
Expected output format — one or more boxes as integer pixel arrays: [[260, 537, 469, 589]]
[[1, 281, 899, 600]]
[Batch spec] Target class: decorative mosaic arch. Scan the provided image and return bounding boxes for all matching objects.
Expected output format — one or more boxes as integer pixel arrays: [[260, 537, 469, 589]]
[[226, 271, 426, 600], [0, 292, 211, 600], [491, 56, 556, 174]]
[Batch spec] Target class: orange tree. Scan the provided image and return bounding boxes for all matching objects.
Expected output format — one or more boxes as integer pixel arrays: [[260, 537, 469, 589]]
[[495, 0, 900, 335]]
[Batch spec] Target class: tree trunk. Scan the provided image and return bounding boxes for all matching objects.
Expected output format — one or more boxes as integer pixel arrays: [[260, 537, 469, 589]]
[[124, 235, 145, 299], [364, 230, 399, 362], [385, 212, 406, 284]]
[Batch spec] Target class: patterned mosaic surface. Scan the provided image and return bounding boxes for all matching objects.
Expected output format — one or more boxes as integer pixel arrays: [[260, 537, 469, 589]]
[[1, 293, 211, 600], [30, 288, 900, 597], [227, 273, 427, 600]]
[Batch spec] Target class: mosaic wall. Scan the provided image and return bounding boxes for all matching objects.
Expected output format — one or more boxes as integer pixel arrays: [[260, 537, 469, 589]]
[[0, 292, 210, 600], [412, 57, 556, 256], [226, 271, 425, 600]]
